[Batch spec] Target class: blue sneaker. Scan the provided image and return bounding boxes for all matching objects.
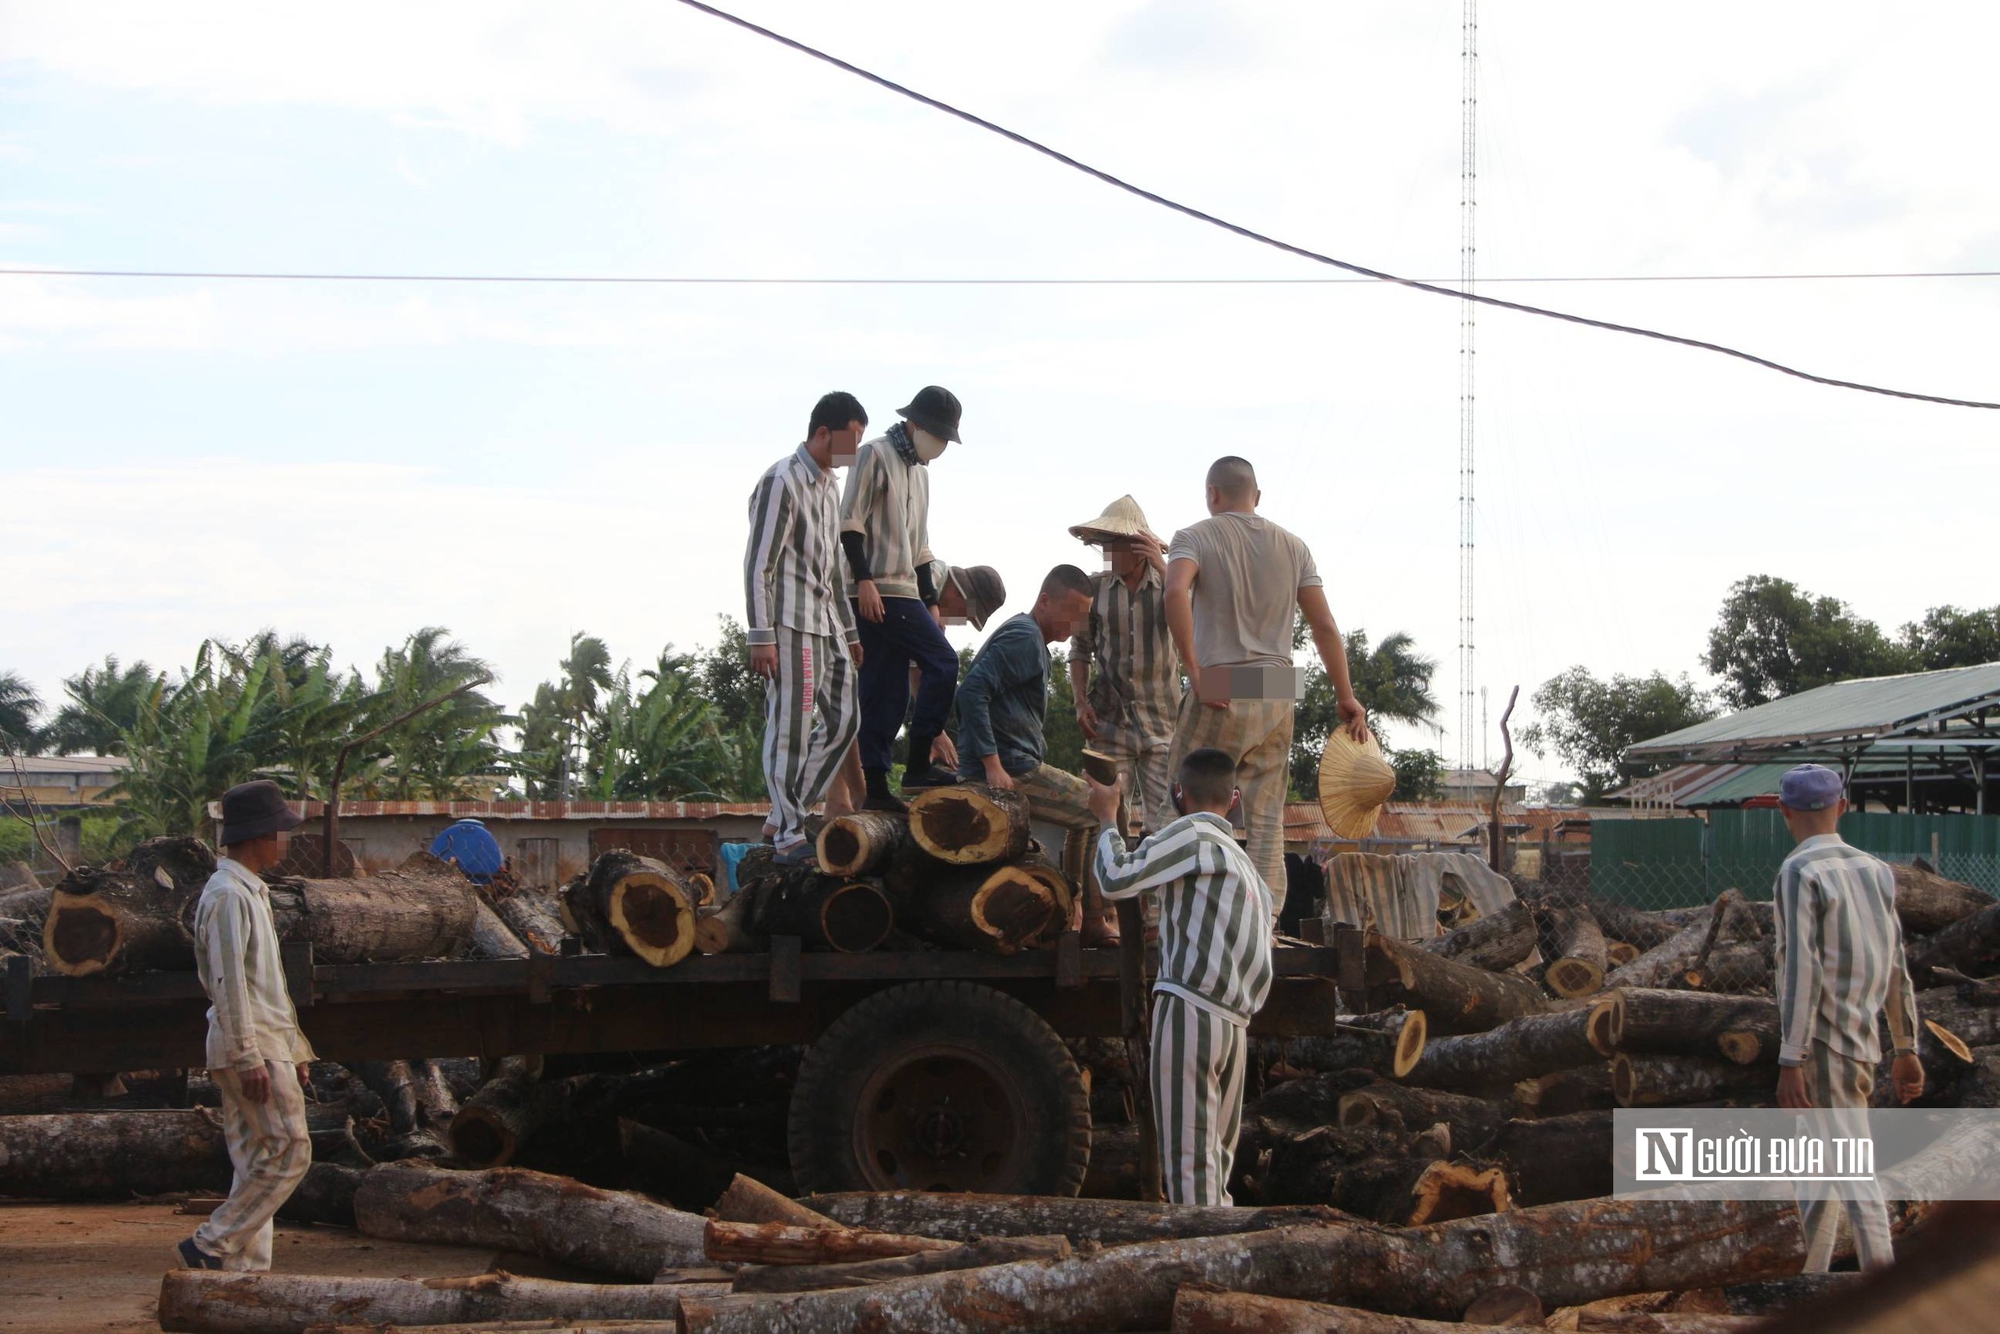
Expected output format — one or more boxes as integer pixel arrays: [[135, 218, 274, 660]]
[[177, 1237, 224, 1270]]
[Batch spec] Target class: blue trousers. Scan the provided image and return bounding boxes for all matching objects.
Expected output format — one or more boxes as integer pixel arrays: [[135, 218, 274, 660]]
[[853, 596, 960, 772]]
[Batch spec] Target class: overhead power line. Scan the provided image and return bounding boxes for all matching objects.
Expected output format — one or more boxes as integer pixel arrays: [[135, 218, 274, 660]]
[[671, 0, 2000, 412]]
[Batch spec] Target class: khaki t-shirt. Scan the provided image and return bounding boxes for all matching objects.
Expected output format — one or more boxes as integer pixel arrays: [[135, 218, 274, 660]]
[[1168, 512, 1322, 671]]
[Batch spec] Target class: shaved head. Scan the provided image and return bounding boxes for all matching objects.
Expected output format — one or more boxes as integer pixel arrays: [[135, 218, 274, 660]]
[[1206, 456, 1257, 503]]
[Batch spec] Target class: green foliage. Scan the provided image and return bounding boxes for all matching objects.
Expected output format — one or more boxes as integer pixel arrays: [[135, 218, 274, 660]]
[[1389, 747, 1444, 800], [0, 671, 44, 755], [1288, 625, 1441, 799], [1703, 575, 1913, 709], [362, 628, 507, 800], [0, 811, 132, 866], [1521, 667, 1717, 803], [46, 656, 159, 757], [1900, 604, 2000, 672], [1042, 646, 1086, 775]]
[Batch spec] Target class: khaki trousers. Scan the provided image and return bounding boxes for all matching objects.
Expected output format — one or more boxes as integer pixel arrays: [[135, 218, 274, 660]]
[[1012, 764, 1101, 924], [1169, 693, 1293, 907], [192, 1062, 312, 1271], [1799, 1040, 1893, 1273]]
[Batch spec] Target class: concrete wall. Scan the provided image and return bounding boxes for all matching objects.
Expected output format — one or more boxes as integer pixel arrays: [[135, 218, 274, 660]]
[[329, 811, 767, 886]]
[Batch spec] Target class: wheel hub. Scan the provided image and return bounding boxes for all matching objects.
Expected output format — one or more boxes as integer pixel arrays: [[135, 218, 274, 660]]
[[854, 1046, 1025, 1191]]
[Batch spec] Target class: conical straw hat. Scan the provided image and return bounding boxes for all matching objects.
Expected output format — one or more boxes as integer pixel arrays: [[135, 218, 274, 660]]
[[1318, 727, 1397, 840], [1069, 495, 1152, 545]]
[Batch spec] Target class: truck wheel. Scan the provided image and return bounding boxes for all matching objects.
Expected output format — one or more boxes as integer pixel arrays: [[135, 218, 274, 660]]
[[788, 981, 1092, 1196]]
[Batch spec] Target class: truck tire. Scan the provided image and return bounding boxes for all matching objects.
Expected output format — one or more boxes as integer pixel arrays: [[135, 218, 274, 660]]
[[788, 981, 1092, 1197]]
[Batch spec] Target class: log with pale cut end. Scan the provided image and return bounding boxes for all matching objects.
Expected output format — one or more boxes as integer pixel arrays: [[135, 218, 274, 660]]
[[1604, 890, 1760, 992], [157, 1268, 705, 1334], [677, 1198, 1804, 1334], [907, 783, 1034, 865], [688, 871, 717, 905], [712, 1171, 842, 1228], [1007, 843, 1075, 930], [564, 849, 698, 966], [1328, 1156, 1512, 1226], [1683, 941, 1770, 993], [1604, 989, 1782, 1065], [448, 1063, 550, 1167], [799, 1192, 1347, 1244], [352, 1160, 706, 1280], [1337, 1082, 1507, 1149], [1263, 1011, 1429, 1080], [469, 895, 530, 958], [757, 874, 896, 953], [492, 886, 565, 954], [1912, 987, 2000, 1049], [1893, 860, 1996, 934], [1491, 1109, 1613, 1206], [0, 1108, 230, 1199], [1907, 901, 2000, 986], [1611, 1053, 1774, 1107], [41, 835, 215, 975], [816, 811, 911, 877], [704, 1219, 959, 1265], [1365, 930, 1545, 1034], [695, 888, 758, 954], [1539, 905, 1608, 998], [1515, 1063, 1617, 1117], [1606, 941, 1641, 966], [1423, 900, 1537, 972], [733, 1235, 1073, 1295], [1170, 1287, 1503, 1333], [1400, 1003, 1609, 1091]]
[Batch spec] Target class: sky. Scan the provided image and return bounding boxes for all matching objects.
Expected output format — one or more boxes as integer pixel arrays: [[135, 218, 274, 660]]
[[3, 1, 1996, 786]]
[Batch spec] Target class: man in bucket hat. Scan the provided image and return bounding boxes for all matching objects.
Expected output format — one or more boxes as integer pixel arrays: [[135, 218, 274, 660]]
[[177, 779, 315, 1272], [840, 385, 966, 810]]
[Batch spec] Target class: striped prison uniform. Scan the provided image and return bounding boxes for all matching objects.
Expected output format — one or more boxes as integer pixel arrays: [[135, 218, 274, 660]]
[[838, 432, 933, 601], [191, 860, 315, 1270], [1096, 812, 1275, 1205], [746, 444, 861, 851], [1072, 565, 1180, 837], [1773, 833, 1917, 1272]]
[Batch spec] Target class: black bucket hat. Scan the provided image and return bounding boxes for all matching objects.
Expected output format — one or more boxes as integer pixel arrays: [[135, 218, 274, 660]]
[[220, 779, 302, 846], [898, 385, 963, 443]]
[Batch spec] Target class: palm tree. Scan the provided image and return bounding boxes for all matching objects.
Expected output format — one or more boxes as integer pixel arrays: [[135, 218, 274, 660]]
[[369, 627, 505, 799], [1287, 624, 1442, 799], [555, 633, 614, 800], [0, 672, 43, 755], [47, 656, 161, 756]]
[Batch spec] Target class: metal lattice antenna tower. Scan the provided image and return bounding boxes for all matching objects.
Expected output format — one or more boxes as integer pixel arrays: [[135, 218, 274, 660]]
[[1457, 0, 1478, 772]]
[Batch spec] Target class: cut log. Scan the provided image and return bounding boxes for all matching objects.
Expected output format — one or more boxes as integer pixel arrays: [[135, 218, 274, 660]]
[[1907, 901, 2000, 986], [1365, 931, 1545, 1034], [1604, 891, 1759, 992], [1260, 1011, 1428, 1081], [1337, 1083, 1508, 1150], [755, 874, 895, 953], [562, 850, 698, 967], [1322, 1156, 1512, 1226], [1462, 1285, 1545, 1326], [0, 1108, 229, 1199], [450, 1063, 551, 1167], [907, 783, 1034, 865], [157, 1269, 700, 1334], [1611, 1054, 1774, 1107], [1911, 987, 2000, 1049], [1721, 1273, 1857, 1316], [619, 1119, 739, 1213], [734, 1235, 1073, 1294], [1605, 990, 1782, 1065], [1423, 900, 1537, 972], [352, 1160, 706, 1280], [695, 888, 760, 954], [41, 835, 216, 975], [1568, 1317, 1762, 1333], [1490, 1109, 1614, 1206], [469, 895, 530, 959], [1539, 906, 1609, 998], [676, 1198, 1804, 1333], [712, 1172, 841, 1228], [1682, 942, 1770, 993], [908, 859, 1060, 953], [1892, 861, 1995, 934], [1577, 895, 1688, 954], [799, 1192, 1347, 1244], [355, 1058, 458, 1142], [1515, 1064, 1617, 1117], [492, 888, 565, 954], [704, 1219, 957, 1266], [1401, 1003, 1610, 1092], [1007, 843, 1076, 930], [275, 1161, 365, 1227], [1606, 941, 1641, 966], [816, 812, 911, 878], [1169, 1287, 1498, 1333]]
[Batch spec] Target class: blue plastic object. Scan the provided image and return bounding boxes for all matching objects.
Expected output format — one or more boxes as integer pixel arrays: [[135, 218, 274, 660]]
[[717, 841, 757, 896], [429, 819, 505, 884]]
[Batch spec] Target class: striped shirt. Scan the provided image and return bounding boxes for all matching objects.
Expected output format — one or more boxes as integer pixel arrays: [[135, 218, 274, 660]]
[[1096, 812, 1275, 1025], [745, 444, 859, 647], [1072, 566, 1180, 748], [838, 433, 933, 601], [1773, 834, 1919, 1066], [193, 860, 316, 1071]]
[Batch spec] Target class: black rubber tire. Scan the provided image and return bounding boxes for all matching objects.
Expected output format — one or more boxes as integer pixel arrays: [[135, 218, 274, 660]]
[[787, 980, 1092, 1197]]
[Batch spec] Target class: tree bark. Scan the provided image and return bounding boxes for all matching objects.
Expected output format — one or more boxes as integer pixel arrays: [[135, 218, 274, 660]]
[[800, 1192, 1348, 1244], [493, 888, 565, 954], [562, 850, 698, 967], [469, 896, 530, 958], [1611, 1054, 1774, 1107], [1259, 1011, 1429, 1081], [1907, 902, 2000, 986], [1490, 1110, 1614, 1207], [1514, 1064, 1617, 1117], [41, 836, 216, 975], [1721, 1273, 1857, 1316], [1604, 990, 1782, 1065], [704, 1220, 957, 1266], [1169, 1287, 1494, 1333], [1576, 895, 1688, 954], [449, 1063, 552, 1167], [1539, 907, 1608, 999], [157, 1269, 705, 1334], [711, 1172, 840, 1228], [1684, 942, 1770, 994], [695, 888, 761, 954], [262, 863, 481, 964], [906, 859, 1060, 953], [1424, 901, 1538, 973], [355, 1058, 458, 1143], [733, 1236, 1072, 1295], [907, 783, 1035, 865], [1603, 891, 1759, 993], [274, 1161, 365, 1228], [1337, 1083, 1508, 1150], [1892, 862, 1995, 934], [817, 812, 912, 878], [1324, 1157, 1512, 1227], [0, 1108, 230, 1198], [352, 1160, 707, 1280], [1365, 931, 1546, 1034], [1401, 1004, 1610, 1092], [678, 1198, 1804, 1333], [618, 1119, 739, 1213], [1910, 987, 2000, 1050], [755, 874, 896, 953]]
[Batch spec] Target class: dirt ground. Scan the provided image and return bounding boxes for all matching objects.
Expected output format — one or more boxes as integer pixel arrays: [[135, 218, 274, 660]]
[[0, 1202, 499, 1333]]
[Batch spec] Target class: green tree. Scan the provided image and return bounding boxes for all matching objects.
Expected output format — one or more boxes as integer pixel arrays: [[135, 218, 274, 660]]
[[46, 656, 159, 756], [1288, 625, 1441, 798], [1389, 747, 1443, 800], [106, 641, 286, 837], [1043, 646, 1086, 775], [1703, 575, 1912, 709], [0, 671, 44, 755], [1900, 604, 2000, 671], [553, 633, 615, 799], [368, 628, 506, 799], [1520, 667, 1717, 803]]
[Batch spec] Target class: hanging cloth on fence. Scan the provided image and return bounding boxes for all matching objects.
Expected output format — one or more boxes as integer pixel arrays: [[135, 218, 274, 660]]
[[1321, 851, 1516, 941]]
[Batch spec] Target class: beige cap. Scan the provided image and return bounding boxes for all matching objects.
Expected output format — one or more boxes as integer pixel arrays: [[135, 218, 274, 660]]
[[1318, 728, 1397, 840], [1069, 495, 1153, 545]]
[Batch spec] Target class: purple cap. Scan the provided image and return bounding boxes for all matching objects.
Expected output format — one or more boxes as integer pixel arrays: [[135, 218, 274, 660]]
[[1780, 764, 1844, 811]]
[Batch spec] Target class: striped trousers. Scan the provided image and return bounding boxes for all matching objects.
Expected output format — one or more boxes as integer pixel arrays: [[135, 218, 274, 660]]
[[192, 1062, 312, 1271], [1149, 989, 1249, 1206], [1168, 693, 1293, 910], [761, 628, 859, 851], [1799, 1041, 1894, 1272]]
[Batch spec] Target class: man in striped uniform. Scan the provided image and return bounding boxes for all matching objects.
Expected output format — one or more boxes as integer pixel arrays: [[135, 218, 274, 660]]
[[178, 781, 315, 1271], [746, 392, 869, 864], [1088, 748, 1275, 1205], [1772, 763, 1924, 1272]]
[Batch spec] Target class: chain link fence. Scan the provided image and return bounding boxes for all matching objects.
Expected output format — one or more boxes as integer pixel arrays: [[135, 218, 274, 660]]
[[1585, 851, 2000, 911]]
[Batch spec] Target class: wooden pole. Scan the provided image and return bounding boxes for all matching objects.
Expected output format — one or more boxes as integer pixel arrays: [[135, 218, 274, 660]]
[[1488, 685, 1518, 872]]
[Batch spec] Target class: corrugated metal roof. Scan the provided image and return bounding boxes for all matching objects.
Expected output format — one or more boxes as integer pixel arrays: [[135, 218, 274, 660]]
[[1627, 662, 2000, 762], [5, 754, 129, 775]]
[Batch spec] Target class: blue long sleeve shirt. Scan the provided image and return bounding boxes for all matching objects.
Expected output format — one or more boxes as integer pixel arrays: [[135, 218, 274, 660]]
[[955, 612, 1050, 779]]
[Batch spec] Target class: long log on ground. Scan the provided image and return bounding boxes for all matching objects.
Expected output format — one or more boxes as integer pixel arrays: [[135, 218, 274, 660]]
[[469, 896, 530, 958], [41, 835, 215, 975], [1539, 906, 1609, 998], [704, 1219, 958, 1265], [492, 887, 565, 954], [274, 1161, 364, 1227], [755, 873, 896, 953], [800, 1192, 1348, 1244], [677, 1197, 1804, 1334], [1337, 1082, 1508, 1149], [449, 1062, 550, 1167], [562, 850, 698, 966], [1892, 861, 1995, 934], [1490, 1110, 1614, 1206], [352, 1160, 706, 1280], [1401, 1003, 1610, 1091], [711, 1172, 840, 1227], [1611, 1054, 1774, 1107], [157, 1269, 704, 1334], [1605, 990, 1782, 1065], [619, 1119, 738, 1213], [1422, 900, 1538, 972], [1572, 894, 1687, 953], [1603, 891, 1759, 992], [1259, 1011, 1429, 1080], [1365, 930, 1545, 1034], [0, 1108, 230, 1198], [907, 783, 1034, 865], [734, 1236, 1074, 1295], [1169, 1287, 1495, 1333], [817, 811, 911, 878], [1906, 901, 2000, 986]]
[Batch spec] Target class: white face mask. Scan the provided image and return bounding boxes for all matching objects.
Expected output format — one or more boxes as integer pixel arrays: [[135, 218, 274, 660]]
[[911, 426, 950, 462]]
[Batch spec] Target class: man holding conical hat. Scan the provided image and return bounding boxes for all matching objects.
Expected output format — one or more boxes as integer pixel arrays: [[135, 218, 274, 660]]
[[1068, 495, 1179, 841], [1165, 456, 1368, 910]]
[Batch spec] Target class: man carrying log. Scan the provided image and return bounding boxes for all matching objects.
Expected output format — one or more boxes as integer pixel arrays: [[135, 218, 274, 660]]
[[954, 565, 1117, 944], [178, 780, 315, 1272], [1772, 763, 1923, 1273], [746, 391, 869, 865], [1086, 748, 1274, 1204], [840, 385, 965, 811], [1165, 456, 1367, 913]]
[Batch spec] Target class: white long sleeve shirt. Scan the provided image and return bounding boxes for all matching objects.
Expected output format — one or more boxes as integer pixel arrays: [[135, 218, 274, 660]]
[[193, 859, 316, 1071]]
